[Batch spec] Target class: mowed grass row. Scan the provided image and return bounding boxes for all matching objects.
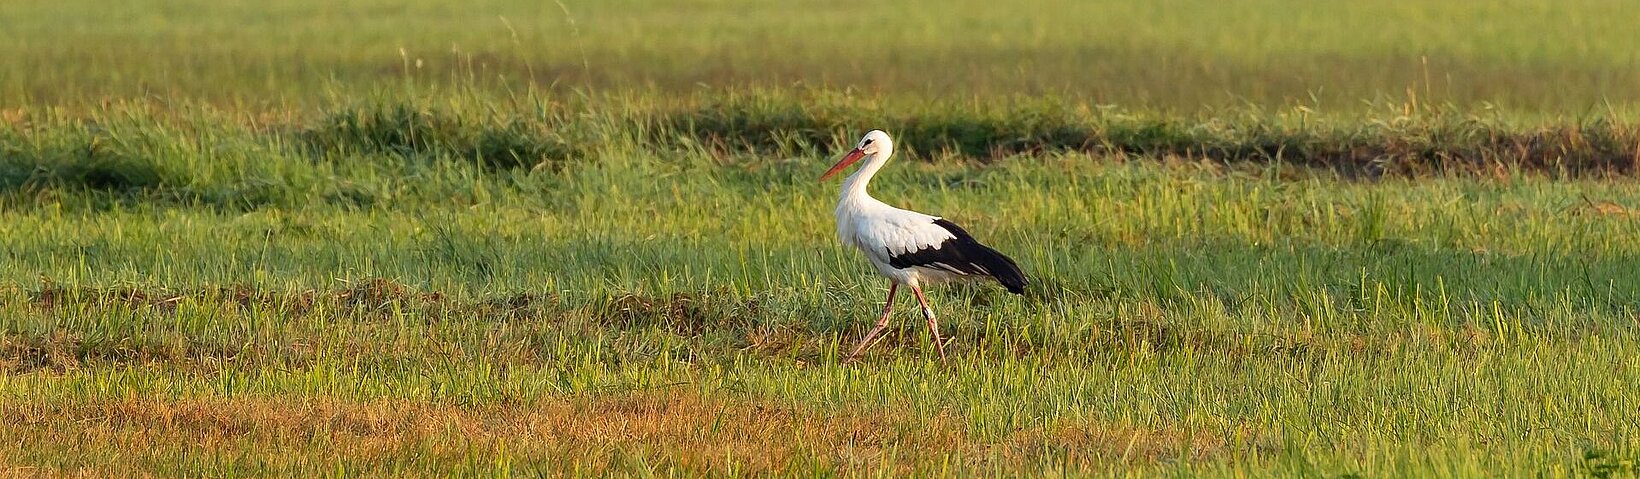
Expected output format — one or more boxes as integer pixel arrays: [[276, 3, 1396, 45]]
[[4, 93, 1640, 214], [3, 99, 1640, 475], [4, 0, 1640, 113]]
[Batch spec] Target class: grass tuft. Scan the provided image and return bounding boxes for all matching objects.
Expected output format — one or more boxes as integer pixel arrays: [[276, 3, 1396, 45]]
[[0, 127, 186, 194], [301, 104, 582, 171]]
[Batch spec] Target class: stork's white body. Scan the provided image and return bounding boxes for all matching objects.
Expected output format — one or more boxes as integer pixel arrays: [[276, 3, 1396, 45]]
[[835, 190, 961, 289]]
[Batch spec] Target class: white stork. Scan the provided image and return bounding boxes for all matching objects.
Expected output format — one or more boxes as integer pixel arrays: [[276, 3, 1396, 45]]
[[821, 130, 1027, 363]]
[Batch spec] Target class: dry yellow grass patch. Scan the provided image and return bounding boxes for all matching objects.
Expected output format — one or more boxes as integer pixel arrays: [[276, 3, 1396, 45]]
[[0, 394, 963, 476], [0, 393, 1244, 476]]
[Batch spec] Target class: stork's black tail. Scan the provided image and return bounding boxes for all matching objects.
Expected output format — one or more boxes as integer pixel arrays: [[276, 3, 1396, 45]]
[[978, 246, 1029, 295], [888, 219, 1029, 295]]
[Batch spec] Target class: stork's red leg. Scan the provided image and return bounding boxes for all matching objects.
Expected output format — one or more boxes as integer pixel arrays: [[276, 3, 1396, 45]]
[[910, 286, 948, 365], [845, 283, 898, 362]]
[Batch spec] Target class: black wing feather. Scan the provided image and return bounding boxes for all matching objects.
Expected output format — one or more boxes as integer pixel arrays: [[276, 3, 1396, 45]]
[[886, 219, 1028, 294]]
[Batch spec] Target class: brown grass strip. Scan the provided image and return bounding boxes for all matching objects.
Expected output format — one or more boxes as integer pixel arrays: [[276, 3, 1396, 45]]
[[0, 394, 1242, 476]]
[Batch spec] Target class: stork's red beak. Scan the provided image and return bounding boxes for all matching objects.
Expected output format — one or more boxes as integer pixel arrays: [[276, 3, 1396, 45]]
[[820, 148, 866, 181]]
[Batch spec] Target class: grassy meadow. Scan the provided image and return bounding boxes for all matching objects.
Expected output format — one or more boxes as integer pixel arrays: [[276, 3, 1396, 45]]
[[4, 0, 1640, 477], [4, 0, 1640, 113]]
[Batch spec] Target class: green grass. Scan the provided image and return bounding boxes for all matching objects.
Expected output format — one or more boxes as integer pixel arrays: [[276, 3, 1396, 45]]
[[5, 0, 1640, 476], [3, 97, 1640, 476], [4, 0, 1640, 114]]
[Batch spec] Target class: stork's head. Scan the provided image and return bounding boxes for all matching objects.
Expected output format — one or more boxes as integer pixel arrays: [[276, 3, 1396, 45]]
[[820, 130, 893, 181]]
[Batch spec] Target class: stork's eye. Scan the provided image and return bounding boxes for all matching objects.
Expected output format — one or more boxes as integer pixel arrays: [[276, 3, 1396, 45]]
[[862, 139, 874, 146]]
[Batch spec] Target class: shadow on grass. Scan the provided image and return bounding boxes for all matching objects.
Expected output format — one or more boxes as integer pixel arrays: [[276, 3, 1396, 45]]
[[299, 104, 583, 171], [653, 95, 1640, 177], [0, 129, 186, 194]]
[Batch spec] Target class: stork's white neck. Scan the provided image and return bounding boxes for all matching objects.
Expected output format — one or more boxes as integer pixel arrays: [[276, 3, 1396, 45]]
[[838, 142, 894, 205]]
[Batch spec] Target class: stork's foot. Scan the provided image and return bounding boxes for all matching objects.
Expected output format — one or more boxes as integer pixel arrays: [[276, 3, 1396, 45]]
[[928, 327, 948, 366], [934, 337, 952, 367], [842, 339, 877, 364], [843, 283, 899, 365]]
